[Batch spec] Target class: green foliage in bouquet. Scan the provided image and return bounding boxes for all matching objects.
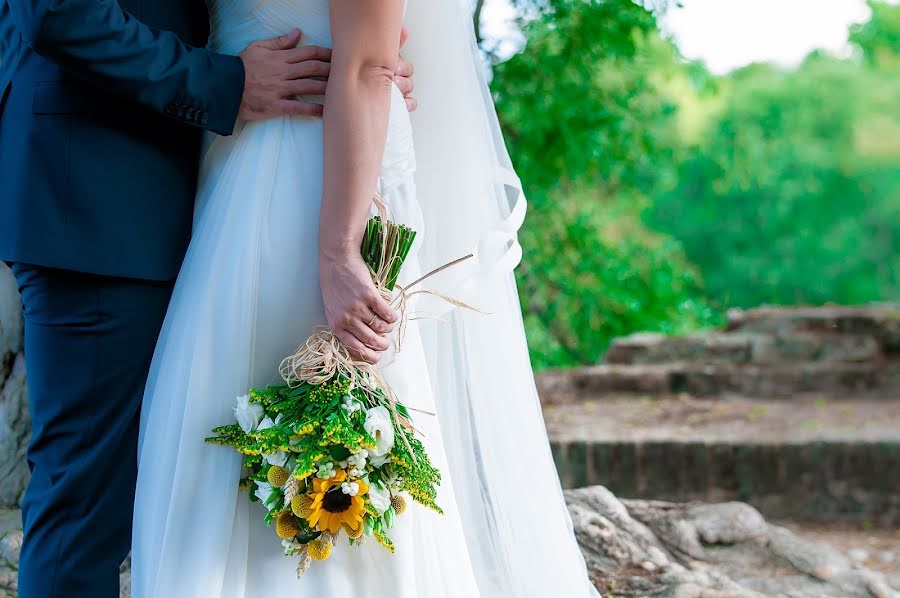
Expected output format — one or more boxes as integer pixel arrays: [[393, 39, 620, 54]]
[[207, 216, 441, 576]]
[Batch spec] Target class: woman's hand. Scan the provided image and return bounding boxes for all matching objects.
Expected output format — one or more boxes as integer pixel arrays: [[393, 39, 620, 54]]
[[395, 27, 416, 112], [319, 252, 398, 364]]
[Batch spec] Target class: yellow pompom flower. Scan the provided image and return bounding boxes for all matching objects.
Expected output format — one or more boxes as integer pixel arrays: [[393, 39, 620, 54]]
[[390, 494, 407, 515], [306, 470, 368, 534], [275, 511, 300, 539], [342, 522, 364, 539], [307, 537, 332, 561], [267, 465, 290, 488], [291, 494, 314, 518]]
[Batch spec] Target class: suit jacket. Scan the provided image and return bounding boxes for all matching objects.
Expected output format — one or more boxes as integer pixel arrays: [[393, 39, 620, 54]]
[[0, 0, 245, 280]]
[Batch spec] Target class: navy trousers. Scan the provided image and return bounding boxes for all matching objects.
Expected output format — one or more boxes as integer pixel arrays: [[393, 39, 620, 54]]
[[12, 264, 174, 598]]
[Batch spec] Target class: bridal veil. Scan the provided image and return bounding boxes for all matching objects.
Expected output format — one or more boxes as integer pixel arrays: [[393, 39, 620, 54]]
[[402, 1, 598, 595]]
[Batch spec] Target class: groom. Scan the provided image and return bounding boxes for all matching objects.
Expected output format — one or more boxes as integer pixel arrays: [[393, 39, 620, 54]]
[[0, 1, 413, 596]]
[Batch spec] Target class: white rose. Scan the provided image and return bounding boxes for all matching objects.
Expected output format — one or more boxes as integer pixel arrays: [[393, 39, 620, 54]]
[[363, 406, 395, 457], [254, 481, 274, 504], [367, 481, 391, 514], [234, 394, 264, 433], [368, 453, 391, 468], [258, 413, 284, 431], [263, 450, 289, 468]]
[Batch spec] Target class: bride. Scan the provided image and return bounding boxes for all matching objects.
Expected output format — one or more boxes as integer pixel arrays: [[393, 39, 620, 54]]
[[132, 0, 597, 596]]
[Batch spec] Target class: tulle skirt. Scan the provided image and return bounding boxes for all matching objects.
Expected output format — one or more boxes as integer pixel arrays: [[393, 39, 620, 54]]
[[131, 90, 482, 597]]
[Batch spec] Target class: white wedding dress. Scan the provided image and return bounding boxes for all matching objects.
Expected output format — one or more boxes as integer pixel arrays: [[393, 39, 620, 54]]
[[133, 1, 598, 597]]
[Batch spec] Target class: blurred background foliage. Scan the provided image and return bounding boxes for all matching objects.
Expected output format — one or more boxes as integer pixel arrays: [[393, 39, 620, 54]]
[[482, 0, 900, 369]]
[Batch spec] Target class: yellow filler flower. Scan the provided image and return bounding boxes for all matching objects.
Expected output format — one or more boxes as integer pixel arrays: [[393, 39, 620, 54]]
[[306, 470, 368, 534]]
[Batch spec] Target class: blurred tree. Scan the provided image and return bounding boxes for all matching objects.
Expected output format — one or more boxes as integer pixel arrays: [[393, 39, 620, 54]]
[[491, 0, 670, 196], [487, 0, 900, 367], [850, 0, 900, 69], [647, 55, 900, 307], [520, 194, 719, 369], [489, 0, 720, 367]]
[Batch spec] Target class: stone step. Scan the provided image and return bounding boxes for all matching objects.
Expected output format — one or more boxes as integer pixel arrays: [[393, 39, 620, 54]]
[[536, 361, 900, 403], [604, 330, 885, 365], [544, 396, 900, 525], [726, 304, 900, 355]]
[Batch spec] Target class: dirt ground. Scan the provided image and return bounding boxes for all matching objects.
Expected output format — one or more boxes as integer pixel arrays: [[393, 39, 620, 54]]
[[542, 395, 900, 443]]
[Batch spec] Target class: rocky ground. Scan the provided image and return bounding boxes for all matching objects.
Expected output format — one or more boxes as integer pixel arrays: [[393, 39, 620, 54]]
[[566, 486, 899, 597], [1, 492, 897, 597], [774, 520, 900, 577]]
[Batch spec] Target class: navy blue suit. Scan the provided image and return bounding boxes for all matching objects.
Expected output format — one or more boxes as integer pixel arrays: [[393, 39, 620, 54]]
[[0, 0, 245, 594]]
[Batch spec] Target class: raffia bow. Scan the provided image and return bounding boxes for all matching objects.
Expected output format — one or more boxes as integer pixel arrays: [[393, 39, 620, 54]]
[[278, 254, 475, 408]]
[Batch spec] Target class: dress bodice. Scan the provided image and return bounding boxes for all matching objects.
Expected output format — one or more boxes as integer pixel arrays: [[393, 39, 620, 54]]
[[206, 0, 415, 202], [207, 0, 332, 56]]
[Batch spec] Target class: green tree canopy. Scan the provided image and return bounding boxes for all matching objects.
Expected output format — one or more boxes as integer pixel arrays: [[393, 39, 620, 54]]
[[850, 0, 900, 68], [647, 54, 900, 307], [490, 0, 719, 368]]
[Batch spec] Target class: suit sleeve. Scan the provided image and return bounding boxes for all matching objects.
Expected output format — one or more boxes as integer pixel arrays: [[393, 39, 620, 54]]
[[7, 0, 245, 135]]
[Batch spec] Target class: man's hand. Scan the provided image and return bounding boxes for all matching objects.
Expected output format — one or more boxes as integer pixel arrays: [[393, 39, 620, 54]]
[[395, 27, 416, 112], [319, 253, 398, 364], [238, 29, 331, 120]]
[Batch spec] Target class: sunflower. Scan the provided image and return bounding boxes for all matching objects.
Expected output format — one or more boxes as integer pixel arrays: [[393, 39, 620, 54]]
[[306, 470, 368, 534]]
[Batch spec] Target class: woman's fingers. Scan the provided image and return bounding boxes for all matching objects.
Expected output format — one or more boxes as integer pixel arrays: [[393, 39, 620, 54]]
[[335, 330, 381, 364], [366, 312, 394, 335], [367, 294, 398, 324], [393, 74, 413, 96], [347, 320, 390, 352]]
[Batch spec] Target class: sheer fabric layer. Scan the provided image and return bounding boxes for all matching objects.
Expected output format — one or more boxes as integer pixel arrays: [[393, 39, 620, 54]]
[[133, 0, 597, 596]]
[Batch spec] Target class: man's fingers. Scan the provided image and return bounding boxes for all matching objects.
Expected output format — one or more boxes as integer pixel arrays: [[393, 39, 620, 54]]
[[275, 99, 324, 117], [257, 28, 301, 51], [283, 79, 327, 97], [404, 97, 418, 112], [284, 45, 332, 64], [286, 60, 331, 80]]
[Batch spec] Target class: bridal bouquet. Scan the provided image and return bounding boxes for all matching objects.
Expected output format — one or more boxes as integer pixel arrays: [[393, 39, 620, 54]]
[[207, 216, 447, 577]]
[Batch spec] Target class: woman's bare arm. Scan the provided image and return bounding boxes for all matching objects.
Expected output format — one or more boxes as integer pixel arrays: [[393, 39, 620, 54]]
[[318, 0, 405, 364]]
